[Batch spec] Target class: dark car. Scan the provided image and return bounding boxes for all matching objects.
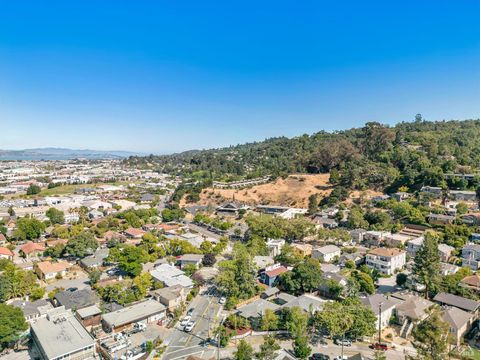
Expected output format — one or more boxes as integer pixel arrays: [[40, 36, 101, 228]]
[[369, 343, 388, 351], [186, 308, 194, 316], [310, 353, 330, 360]]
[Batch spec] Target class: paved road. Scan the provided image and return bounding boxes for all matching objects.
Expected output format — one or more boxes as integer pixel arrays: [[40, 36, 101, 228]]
[[162, 288, 224, 360], [185, 222, 223, 241]]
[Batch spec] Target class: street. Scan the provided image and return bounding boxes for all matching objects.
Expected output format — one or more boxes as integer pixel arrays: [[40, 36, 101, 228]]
[[162, 287, 224, 360]]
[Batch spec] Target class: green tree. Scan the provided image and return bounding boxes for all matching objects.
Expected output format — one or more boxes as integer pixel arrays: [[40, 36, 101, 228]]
[[279, 258, 323, 295], [396, 273, 408, 287], [284, 306, 309, 339], [26, 184, 41, 195], [89, 270, 102, 285], [234, 339, 254, 360], [411, 308, 449, 360], [308, 194, 319, 214], [413, 232, 441, 298], [216, 243, 258, 306], [260, 309, 279, 331], [255, 335, 280, 360], [0, 303, 28, 350], [64, 231, 99, 258], [293, 335, 311, 359], [13, 217, 46, 240], [274, 244, 304, 267], [351, 270, 375, 294], [46, 208, 65, 225]]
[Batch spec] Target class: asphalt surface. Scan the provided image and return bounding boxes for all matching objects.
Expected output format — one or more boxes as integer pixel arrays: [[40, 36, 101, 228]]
[[162, 287, 224, 360]]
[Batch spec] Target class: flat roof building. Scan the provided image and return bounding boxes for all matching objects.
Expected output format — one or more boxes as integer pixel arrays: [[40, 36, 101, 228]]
[[30, 306, 96, 360]]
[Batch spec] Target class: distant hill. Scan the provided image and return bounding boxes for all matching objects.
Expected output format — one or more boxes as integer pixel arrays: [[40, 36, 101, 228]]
[[124, 119, 480, 196], [0, 147, 141, 160]]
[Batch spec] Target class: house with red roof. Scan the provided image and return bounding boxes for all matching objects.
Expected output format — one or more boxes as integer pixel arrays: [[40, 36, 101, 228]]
[[261, 264, 289, 287], [0, 247, 14, 260], [20, 241, 46, 259]]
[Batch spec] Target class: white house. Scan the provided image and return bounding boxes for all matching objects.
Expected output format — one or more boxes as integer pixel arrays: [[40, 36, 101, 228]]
[[365, 248, 406, 275], [312, 245, 341, 263]]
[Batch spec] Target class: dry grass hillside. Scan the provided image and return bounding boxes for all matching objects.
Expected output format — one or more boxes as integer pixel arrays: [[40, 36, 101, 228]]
[[184, 174, 333, 208]]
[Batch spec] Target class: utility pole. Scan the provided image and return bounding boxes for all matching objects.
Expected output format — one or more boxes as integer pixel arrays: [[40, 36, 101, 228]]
[[378, 302, 383, 345]]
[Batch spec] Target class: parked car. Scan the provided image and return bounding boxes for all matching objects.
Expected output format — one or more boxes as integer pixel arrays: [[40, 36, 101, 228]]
[[333, 356, 347, 360], [369, 343, 388, 351], [334, 338, 352, 346], [180, 316, 191, 327], [186, 308, 194, 316], [184, 320, 195, 332], [310, 353, 330, 360], [219, 297, 226, 305]]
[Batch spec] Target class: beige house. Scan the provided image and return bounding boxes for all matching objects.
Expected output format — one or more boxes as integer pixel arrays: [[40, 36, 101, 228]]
[[151, 284, 188, 312], [365, 247, 406, 275], [442, 307, 475, 346], [35, 260, 71, 280]]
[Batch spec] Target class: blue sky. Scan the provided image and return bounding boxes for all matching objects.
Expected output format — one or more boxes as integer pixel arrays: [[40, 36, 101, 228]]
[[0, 1, 479, 153]]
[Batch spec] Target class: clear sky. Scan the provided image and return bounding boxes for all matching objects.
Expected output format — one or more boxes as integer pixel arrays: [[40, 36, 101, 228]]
[[1, 1, 479, 154]]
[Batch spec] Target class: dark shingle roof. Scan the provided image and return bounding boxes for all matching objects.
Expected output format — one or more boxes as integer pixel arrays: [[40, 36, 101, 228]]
[[433, 292, 480, 312], [54, 288, 99, 310]]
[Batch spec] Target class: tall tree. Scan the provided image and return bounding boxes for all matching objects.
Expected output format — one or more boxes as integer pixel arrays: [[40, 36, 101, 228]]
[[411, 307, 449, 360], [413, 232, 441, 298], [64, 231, 99, 258], [0, 303, 28, 350]]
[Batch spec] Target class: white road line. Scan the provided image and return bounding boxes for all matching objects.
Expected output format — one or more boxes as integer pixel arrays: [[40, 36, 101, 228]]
[[168, 350, 205, 360]]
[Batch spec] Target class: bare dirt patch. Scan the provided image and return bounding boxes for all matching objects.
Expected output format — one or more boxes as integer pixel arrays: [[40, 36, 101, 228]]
[[185, 174, 333, 208]]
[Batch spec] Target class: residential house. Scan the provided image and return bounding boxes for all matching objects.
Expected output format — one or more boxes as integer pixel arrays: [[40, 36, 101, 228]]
[[261, 264, 289, 287], [391, 192, 411, 202], [236, 298, 281, 329], [438, 243, 455, 262], [177, 254, 204, 269], [291, 243, 312, 256], [312, 245, 341, 263], [0, 246, 14, 260], [30, 307, 96, 360], [253, 255, 275, 269], [54, 288, 100, 310], [384, 233, 413, 247], [313, 216, 338, 229], [363, 231, 391, 247], [150, 263, 194, 288], [215, 202, 250, 215], [281, 294, 325, 314], [76, 305, 102, 328], [394, 294, 434, 338], [178, 232, 204, 248], [35, 260, 70, 281], [442, 307, 475, 346], [151, 284, 188, 312], [124, 227, 146, 239], [433, 292, 480, 315], [450, 190, 477, 202], [320, 263, 340, 273], [440, 263, 460, 276], [140, 193, 155, 203], [365, 248, 406, 275], [461, 244, 480, 270], [406, 237, 425, 257], [20, 241, 45, 259], [420, 186, 443, 198], [428, 214, 455, 226], [461, 274, 480, 293], [339, 252, 365, 268], [79, 248, 109, 270], [462, 214, 480, 226], [361, 294, 402, 329], [11, 299, 53, 322], [350, 229, 367, 244], [102, 299, 167, 332], [266, 238, 286, 257], [319, 272, 348, 298]]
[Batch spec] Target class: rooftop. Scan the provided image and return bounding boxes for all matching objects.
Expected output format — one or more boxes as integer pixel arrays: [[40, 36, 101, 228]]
[[368, 247, 405, 257], [434, 292, 480, 312], [102, 300, 166, 328], [31, 308, 95, 359]]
